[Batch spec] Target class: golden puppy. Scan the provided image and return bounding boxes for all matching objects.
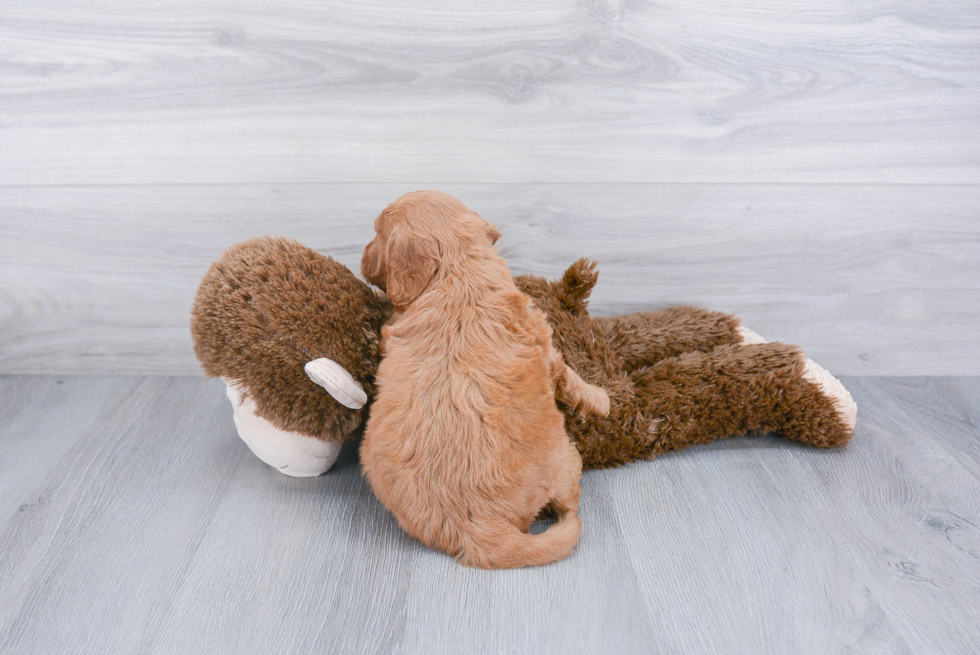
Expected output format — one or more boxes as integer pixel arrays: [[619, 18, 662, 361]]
[[360, 191, 610, 569]]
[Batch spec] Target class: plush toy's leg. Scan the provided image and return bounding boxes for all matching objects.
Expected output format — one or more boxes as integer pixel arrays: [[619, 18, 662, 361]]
[[730, 327, 857, 430], [592, 306, 743, 372], [569, 343, 856, 469], [223, 380, 342, 477]]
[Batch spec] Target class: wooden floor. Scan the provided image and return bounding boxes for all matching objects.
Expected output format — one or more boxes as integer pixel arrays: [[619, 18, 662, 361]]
[[1, 375, 978, 653]]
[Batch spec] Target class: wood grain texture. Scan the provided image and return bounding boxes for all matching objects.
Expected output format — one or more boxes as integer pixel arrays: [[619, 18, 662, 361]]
[[0, 375, 978, 653], [610, 376, 980, 653], [0, 0, 978, 185], [0, 377, 131, 521], [1, 184, 977, 375]]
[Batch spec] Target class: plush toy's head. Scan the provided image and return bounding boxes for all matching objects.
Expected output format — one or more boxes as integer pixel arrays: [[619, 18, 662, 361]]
[[191, 237, 391, 441]]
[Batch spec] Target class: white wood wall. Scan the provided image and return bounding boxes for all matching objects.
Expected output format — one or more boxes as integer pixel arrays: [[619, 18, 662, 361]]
[[1, 0, 978, 375]]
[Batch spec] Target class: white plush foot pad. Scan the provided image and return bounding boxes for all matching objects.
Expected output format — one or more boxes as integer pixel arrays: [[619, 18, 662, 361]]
[[223, 380, 343, 477], [736, 325, 768, 345], [801, 359, 858, 431]]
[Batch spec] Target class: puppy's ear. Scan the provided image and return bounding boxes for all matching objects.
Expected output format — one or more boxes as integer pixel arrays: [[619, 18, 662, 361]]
[[361, 239, 384, 288], [486, 223, 502, 245], [385, 226, 439, 307]]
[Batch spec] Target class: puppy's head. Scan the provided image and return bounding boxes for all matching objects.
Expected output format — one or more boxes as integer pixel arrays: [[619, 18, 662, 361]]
[[361, 191, 501, 308]]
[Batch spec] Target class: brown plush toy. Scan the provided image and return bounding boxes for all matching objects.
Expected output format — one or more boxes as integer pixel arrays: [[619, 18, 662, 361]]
[[192, 237, 391, 476], [191, 237, 855, 476], [514, 260, 856, 468]]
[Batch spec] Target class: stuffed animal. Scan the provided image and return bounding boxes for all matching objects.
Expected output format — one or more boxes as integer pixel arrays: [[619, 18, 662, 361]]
[[191, 237, 389, 476], [191, 237, 855, 476], [514, 260, 856, 468]]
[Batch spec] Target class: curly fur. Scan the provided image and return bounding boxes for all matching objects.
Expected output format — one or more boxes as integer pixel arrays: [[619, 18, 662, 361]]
[[359, 191, 609, 569]]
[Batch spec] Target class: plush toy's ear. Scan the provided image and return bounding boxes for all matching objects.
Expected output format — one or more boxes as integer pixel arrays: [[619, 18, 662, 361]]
[[304, 358, 368, 409], [556, 258, 599, 314], [385, 225, 440, 307]]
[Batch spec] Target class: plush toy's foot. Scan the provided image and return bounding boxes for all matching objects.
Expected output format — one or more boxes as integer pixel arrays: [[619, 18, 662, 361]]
[[223, 380, 342, 477], [736, 325, 768, 345], [801, 358, 858, 432], [735, 325, 857, 439]]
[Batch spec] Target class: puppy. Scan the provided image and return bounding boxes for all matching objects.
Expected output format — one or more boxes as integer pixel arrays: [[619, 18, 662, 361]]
[[360, 191, 610, 569]]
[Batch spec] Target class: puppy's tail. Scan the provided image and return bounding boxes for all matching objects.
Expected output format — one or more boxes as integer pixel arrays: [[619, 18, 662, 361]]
[[458, 514, 582, 569]]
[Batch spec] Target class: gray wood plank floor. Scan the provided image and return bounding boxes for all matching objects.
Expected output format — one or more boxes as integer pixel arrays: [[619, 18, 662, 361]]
[[1, 375, 978, 654]]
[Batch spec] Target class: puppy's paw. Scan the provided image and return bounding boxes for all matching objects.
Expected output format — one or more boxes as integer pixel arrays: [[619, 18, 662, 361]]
[[579, 383, 611, 417]]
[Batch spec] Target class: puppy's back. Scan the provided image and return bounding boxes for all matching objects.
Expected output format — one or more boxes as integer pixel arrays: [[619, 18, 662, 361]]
[[362, 283, 579, 568]]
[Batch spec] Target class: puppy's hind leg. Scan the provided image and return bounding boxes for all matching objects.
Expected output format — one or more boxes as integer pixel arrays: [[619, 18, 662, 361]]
[[459, 435, 584, 569], [551, 437, 584, 513]]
